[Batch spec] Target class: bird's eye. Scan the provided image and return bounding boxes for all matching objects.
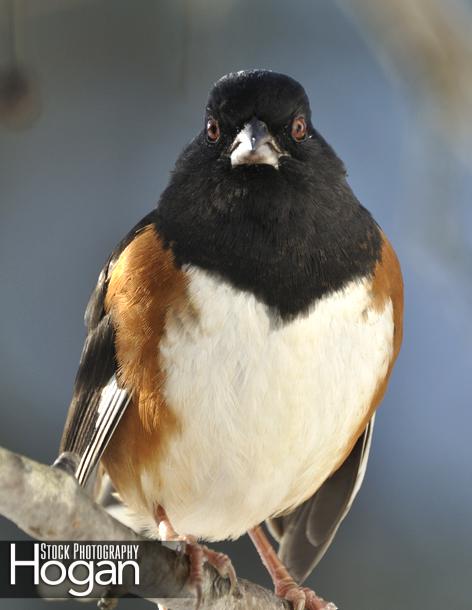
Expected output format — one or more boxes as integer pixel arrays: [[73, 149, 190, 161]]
[[291, 116, 307, 142], [206, 117, 221, 142]]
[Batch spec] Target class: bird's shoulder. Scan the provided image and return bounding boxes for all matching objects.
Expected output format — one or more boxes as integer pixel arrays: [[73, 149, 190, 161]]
[[59, 209, 184, 482], [370, 231, 403, 362], [84, 210, 162, 331]]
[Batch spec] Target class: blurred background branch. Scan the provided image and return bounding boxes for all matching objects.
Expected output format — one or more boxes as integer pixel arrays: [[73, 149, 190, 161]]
[[339, 0, 472, 161], [339, 0, 472, 294], [0, 0, 41, 129]]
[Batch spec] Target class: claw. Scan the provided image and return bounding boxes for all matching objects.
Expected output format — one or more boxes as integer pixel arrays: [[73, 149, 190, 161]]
[[200, 545, 238, 594], [185, 540, 237, 607], [154, 507, 237, 607], [276, 582, 336, 610], [278, 581, 306, 610], [302, 586, 338, 610], [249, 526, 336, 610]]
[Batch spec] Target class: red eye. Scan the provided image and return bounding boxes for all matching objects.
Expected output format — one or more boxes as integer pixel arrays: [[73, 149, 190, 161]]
[[206, 117, 220, 142], [291, 116, 307, 142]]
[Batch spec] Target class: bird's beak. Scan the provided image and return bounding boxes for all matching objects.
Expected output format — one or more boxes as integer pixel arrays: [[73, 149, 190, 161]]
[[229, 118, 284, 168]]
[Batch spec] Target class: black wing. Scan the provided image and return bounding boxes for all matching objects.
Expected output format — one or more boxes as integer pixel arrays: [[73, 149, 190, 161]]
[[267, 417, 375, 584], [59, 211, 157, 486]]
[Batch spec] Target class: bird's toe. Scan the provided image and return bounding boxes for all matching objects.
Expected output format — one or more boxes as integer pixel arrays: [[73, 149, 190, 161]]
[[184, 540, 237, 608], [275, 579, 336, 610], [199, 545, 238, 593], [302, 586, 338, 610]]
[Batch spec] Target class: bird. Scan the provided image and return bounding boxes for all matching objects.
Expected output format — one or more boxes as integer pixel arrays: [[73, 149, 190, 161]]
[[56, 69, 403, 610]]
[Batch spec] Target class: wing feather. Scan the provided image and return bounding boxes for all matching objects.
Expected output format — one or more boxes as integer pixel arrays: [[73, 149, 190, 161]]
[[58, 211, 158, 487], [267, 417, 375, 584], [74, 376, 132, 486]]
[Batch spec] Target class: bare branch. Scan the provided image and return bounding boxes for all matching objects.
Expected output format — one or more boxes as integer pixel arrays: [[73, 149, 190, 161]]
[[0, 445, 289, 610]]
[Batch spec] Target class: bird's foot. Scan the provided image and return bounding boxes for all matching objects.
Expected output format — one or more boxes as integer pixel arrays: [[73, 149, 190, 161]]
[[184, 539, 237, 608], [154, 506, 237, 608], [276, 577, 337, 610], [249, 526, 336, 610]]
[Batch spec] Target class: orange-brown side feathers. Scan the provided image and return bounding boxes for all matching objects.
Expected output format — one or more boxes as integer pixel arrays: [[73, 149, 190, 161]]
[[102, 225, 189, 508], [361, 232, 404, 421], [104, 225, 188, 432], [371, 233, 404, 363]]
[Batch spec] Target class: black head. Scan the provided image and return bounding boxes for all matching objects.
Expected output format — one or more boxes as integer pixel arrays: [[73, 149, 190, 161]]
[[200, 70, 346, 182], [165, 70, 348, 222], [205, 70, 315, 169], [156, 70, 381, 320]]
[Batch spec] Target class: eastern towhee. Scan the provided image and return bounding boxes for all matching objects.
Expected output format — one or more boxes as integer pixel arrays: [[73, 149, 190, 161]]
[[57, 70, 403, 610]]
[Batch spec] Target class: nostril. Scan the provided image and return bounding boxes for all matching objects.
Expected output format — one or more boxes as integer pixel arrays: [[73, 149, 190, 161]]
[[229, 139, 241, 154]]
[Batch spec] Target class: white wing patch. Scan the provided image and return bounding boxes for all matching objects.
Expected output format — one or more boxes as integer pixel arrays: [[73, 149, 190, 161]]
[[75, 376, 131, 486], [346, 414, 375, 511]]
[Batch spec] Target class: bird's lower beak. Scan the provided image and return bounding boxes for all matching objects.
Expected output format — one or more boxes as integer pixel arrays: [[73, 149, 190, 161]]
[[229, 118, 283, 168]]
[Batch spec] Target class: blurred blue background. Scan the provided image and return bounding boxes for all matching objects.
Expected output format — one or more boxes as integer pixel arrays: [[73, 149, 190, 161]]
[[1, 1, 471, 609]]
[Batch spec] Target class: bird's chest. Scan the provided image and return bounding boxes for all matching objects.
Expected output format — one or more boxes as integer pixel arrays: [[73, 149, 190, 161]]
[[143, 266, 393, 540]]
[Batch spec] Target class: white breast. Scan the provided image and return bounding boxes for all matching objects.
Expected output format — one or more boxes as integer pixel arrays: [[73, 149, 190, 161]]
[[141, 266, 394, 541]]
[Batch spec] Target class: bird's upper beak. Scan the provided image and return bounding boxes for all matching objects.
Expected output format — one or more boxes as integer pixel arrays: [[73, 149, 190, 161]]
[[229, 118, 284, 168]]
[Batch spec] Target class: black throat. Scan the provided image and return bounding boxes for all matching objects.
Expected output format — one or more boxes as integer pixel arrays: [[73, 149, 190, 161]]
[[155, 152, 382, 321]]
